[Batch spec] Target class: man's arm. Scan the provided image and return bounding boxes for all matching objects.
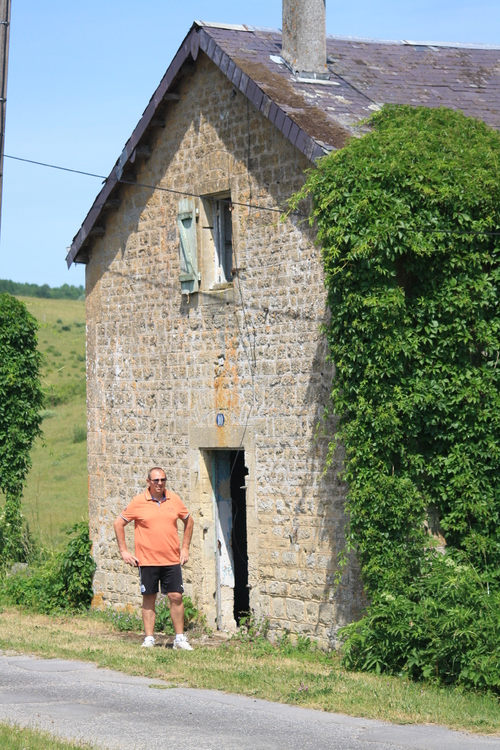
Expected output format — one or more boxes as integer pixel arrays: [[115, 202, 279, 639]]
[[179, 514, 194, 566], [113, 516, 139, 566]]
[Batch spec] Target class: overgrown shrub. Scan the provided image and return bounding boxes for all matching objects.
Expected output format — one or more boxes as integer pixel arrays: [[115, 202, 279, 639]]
[[60, 522, 96, 609], [1, 522, 95, 612], [292, 105, 500, 690], [341, 555, 500, 691]]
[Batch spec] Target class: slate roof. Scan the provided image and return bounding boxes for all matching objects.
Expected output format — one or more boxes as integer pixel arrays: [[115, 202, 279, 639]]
[[67, 22, 500, 267]]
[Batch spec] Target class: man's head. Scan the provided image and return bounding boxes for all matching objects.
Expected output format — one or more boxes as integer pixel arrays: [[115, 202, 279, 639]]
[[147, 466, 166, 497]]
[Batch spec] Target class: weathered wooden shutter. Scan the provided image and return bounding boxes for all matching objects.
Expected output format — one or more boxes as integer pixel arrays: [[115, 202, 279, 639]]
[[177, 198, 199, 295]]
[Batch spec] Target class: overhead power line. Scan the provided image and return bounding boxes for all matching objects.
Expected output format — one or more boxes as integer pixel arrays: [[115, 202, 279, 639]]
[[4, 153, 301, 217], [5, 153, 107, 180], [5, 152, 500, 237]]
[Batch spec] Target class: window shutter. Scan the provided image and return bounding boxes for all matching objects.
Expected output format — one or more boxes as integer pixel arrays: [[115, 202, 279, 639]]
[[177, 198, 199, 295]]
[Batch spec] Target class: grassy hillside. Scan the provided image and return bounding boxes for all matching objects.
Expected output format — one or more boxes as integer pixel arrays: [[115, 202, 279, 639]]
[[8, 297, 88, 548]]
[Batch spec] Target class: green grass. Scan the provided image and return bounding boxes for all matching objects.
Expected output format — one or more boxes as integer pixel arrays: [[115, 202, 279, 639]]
[[0, 722, 98, 749], [1, 608, 500, 736], [3, 297, 88, 547]]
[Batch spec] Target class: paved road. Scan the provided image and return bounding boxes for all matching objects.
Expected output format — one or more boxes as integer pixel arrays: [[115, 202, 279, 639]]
[[0, 654, 499, 750]]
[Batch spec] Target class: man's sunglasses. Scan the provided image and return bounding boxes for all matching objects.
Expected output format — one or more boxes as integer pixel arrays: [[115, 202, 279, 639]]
[[150, 478, 166, 484]]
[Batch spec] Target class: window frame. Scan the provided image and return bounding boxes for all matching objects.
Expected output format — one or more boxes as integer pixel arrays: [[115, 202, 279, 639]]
[[212, 197, 233, 285], [200, 192, 234, 291]]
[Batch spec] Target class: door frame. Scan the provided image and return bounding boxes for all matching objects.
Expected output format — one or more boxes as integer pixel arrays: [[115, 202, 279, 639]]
[[188, 424, 257, 630]]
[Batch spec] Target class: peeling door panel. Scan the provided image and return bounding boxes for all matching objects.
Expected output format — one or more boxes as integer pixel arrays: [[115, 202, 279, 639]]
[[215, 452, 235, 588]]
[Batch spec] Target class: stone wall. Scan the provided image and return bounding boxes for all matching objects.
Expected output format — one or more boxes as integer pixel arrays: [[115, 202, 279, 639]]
[[85, 52, 364, 645]]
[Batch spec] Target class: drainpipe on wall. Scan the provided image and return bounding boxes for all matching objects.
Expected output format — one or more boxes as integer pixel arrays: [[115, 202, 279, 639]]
[[281, 0, 329, 80]]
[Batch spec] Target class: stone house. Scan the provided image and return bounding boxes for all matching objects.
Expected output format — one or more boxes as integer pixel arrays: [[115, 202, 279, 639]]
[[67, 3, 500, 644]]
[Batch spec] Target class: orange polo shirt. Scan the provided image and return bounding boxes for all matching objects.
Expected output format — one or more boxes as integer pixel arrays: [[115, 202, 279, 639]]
[[121, 489, 189, 566]]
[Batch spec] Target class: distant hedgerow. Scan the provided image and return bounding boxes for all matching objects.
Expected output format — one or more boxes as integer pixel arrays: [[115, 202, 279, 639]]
[[0, 279, 84, 300]]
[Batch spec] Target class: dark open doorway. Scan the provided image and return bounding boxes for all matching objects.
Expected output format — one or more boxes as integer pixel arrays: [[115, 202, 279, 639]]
[[230, 450, 249, 623], [210, 449, 249, 629]]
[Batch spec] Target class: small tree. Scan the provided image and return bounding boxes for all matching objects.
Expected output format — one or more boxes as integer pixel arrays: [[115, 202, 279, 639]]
[[0, 293, 43, 561]]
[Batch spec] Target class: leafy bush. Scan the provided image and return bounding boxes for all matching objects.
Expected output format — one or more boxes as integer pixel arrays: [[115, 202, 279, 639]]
[[2, 552, 67, 612], [341, 555, 500, 692], [292, 105, 500, 690], [60, 522, 96, 609], [1, 522, 95, 612]]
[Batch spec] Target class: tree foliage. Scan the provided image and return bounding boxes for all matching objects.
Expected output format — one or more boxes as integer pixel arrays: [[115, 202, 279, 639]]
[[0, 293, 44, 561], [292, 105, 500, 688]]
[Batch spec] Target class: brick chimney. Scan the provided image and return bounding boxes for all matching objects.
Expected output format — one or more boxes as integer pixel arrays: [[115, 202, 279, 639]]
[[282, 0, 328, 79]]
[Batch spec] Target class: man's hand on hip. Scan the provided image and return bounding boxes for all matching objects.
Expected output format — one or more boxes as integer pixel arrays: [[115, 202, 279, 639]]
[[120, 550, 139, 566], [180, 548, 189, 566]]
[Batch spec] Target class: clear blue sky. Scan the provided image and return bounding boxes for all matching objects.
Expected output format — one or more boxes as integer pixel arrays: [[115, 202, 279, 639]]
[[1, 1, 499, 287]]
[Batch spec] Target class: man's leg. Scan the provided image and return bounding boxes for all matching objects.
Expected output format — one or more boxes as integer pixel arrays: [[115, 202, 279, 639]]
[[162, 566, 192, 649], [168, 592, 184, 635], [142, 593, 157, 636]]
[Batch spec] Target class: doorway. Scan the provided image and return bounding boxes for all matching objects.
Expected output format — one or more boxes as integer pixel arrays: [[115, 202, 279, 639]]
[[211, 449, 249, 629]]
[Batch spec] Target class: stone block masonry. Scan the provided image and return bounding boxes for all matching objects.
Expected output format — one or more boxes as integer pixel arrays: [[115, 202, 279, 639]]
[[85, 52, 364, 646]]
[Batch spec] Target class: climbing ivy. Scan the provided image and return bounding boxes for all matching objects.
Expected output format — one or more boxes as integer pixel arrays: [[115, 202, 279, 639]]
[[293, 104, 500, 591], [291, 106, 500, 687], [0, 293, 43, 561]]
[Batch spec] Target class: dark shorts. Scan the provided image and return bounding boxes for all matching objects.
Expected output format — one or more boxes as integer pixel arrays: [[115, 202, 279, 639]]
[[139, 565, 184, 596]]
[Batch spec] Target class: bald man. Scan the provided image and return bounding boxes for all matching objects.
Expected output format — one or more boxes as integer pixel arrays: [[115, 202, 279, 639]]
[[113, 466, 194, 649]]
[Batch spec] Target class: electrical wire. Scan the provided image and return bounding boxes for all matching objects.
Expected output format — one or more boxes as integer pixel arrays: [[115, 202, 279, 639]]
[[4, 153, 109, 180], [6, 152, 500, 238], [4, 153, 304, 217]]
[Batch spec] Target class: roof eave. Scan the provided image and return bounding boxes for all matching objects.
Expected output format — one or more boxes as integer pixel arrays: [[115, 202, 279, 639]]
[[67, 23, 328, 268]]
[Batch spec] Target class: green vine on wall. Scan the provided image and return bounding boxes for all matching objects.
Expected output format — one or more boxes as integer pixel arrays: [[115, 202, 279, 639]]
[[291, 106, 500, 688], [0, 293, 44, 562]]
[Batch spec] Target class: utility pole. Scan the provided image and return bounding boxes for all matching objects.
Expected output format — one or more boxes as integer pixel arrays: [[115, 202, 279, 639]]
[[0, 0, 11, 239]]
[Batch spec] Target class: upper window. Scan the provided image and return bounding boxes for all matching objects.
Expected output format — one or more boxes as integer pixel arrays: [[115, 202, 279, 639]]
[[212, 198, 233, 285]]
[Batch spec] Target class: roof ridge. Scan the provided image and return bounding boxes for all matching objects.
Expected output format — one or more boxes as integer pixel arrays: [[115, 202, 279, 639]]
[[196, 20, 282, 33], [195, 20, 249, 31], [326, 33, 500, 50]]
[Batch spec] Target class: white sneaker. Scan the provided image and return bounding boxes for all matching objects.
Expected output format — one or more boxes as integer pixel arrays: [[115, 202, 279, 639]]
[[141, 636, 155, 648], [173, 635, 193, 651]]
